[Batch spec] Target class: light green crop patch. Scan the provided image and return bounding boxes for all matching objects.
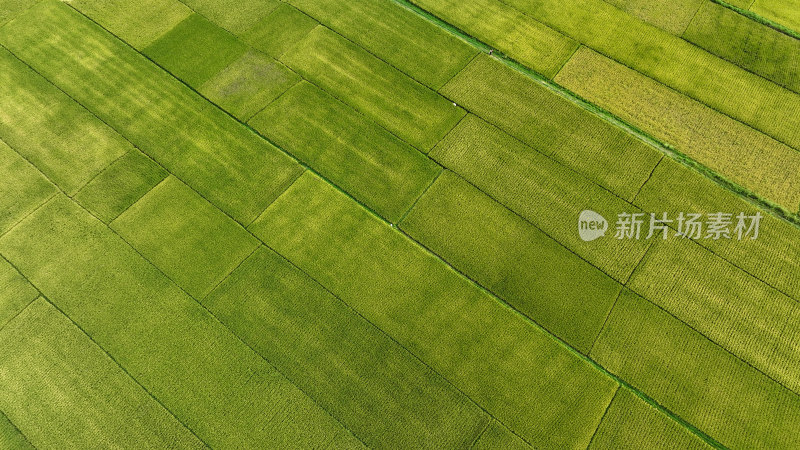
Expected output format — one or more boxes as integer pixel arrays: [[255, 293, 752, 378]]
[[240, 3, 318, 58], [588, 387, 710, 449], [73, 150, 168, 223], [751, 0, 800, 34], [472, 421, 531, 450], [0, 195, 361, 448], [281, 26, 466, 151], [0, 298, 203, 448], [68, 0, 192, 49], [180, 0, 278, 35], [408, 0, 576, 78], [441, 55, 661, 201], [204, 246, 488, 448], [250, 81, 441, 223], [112, 176, 259, 299], [287, 0, 478, 88], [628, 236, 800, 395], [0, 47, 131, 195], [602, 0, 705, 35], [0, 0, 303, 224], [0, 140, 56, 235], [592, 289, 800, 448], [555, 47, 800, 211], [634, 157, 800, 302], [249, 172, 618, 449], [144, 13, 248, 87], [429, 114, 651, 282], [0, 256, 38, 329], [498, 0, 800, 151], [0, 410, 32, 449], [200, 50, 299, 121], [400, 170, 622, 353], [684, 1, 800, 94]]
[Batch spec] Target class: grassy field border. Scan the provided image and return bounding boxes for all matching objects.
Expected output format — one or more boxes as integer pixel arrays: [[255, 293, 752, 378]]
[[391, 0, 800, 225], [712, 0, 800, 41]]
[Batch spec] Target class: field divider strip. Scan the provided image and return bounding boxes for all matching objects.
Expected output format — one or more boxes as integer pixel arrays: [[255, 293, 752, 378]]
[[0, 409, 37, 450], [585, 385, 619, 449], [396, 167, 443, 225], [466, 419, 492, 449], [391, 0, 800, 227], [680, 0, 707, 36]]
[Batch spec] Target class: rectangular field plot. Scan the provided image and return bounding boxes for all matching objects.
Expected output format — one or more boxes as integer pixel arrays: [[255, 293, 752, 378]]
[[628, 236, 800, 394], [248, 172, 618, 449], [592, 289, 800, 449], [73, 150, 168, 223], [429, 114, 652, 282], [0, 0, 303, 223], [409, 0, 577, 78], [180, 0, 278, 35], [287, 0, 478, 89], [199, 50, 299, 121], [399, 170, 622, 353], [0, 47, 131, 195], [499, 0, 800, 152], [556, 47, 800, 211], [240, 3, 318, 58], [0, 255, 38, 329], [111, 176, 259, 299], [0, 140, 56, 235], [144, 13, 247, 87], [684, 1, 800, 94], [249, 81, 441, 223], [634, 158, 800, 302], [588, 387, 710, 449], [441, 55, 661, 201], [204, 246, 488, 448], [0, 298, 203, 449], [69, 0, 192, 49], [280, 26, 466, 151], [0, 196, 360, 449], [602, 0, 704, 35], [751, 0, 800, 34]]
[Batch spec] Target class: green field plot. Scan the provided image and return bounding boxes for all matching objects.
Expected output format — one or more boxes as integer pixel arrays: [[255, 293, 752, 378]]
[[249, 172, 618, 448], [0, 196, 360, 448], [603, 0, 705, 34], [628, 236, 800, 394], [472, 421, 531, 450], [204, 246, 488, 448], [409, 0, 577, 78], [68, 0, 192, 49], [280, 26, 466, 151], [592, 289, 800, 448], [73, 150, 168, 223], [0, 47, 131, 195], [751, 0, 800, 34], [635, 158, 800, 301], [0, 0, 38, 27], [588, 387, 710, 449], [287, 0, 477, 89], [199, 50, 299, 121], [240, 3, 318, 58], [144, 13, 248, 87], [496, 0, 800, 151], [429, 114, 652, 281], [441, 55, 661, 200], [0, 256, 37, 329], [556, 47, 800, 210], [0, 140, 56, 235], [0, 411, 32, 449], [112, 176, 259, 299], [250, 81, 441, 223], [180, 0, 278, 35], [0, 0, 303, 223], [684, 1, 800, 93], [399, 170, 622, 352], [0, 298, 203, 448]]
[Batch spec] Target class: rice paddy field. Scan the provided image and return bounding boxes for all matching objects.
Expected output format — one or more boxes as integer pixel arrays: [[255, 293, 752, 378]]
[[0, 0, 799, 448]]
